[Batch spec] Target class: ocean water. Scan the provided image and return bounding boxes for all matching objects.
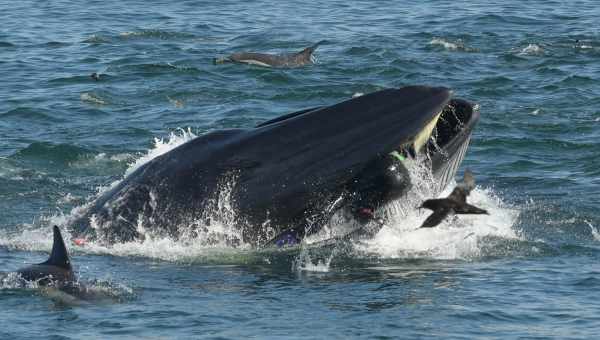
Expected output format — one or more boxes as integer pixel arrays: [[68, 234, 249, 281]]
[[1, 0, 600, 338]]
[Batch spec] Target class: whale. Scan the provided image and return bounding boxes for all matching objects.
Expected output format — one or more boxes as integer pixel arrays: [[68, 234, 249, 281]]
[[69, 86, 480, 247], [419, 169, 488, 229], [213, 41, 323, 68]]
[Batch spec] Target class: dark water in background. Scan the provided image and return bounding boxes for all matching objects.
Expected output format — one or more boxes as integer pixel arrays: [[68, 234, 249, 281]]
[[2, 0, 600, 338]]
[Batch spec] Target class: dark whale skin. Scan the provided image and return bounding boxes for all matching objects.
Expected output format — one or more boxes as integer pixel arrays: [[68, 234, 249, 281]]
[[70, 86, 478, 246]]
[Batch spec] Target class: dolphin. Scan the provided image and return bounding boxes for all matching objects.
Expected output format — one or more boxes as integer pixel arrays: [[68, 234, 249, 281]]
[[69, 85, 480, 247], [2, 226, 126, 303], [2, 226, 77, 290], [419, 169, 488, 229], [213, 41, 323, 67]]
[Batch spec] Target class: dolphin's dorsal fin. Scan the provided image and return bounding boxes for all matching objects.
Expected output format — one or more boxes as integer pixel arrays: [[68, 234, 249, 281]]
[[40, 225, 72, 270], [299, 40, 325, 56]]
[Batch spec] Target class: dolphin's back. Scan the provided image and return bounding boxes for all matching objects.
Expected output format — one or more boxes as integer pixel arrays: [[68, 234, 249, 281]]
[[224, 42, 323, 67]]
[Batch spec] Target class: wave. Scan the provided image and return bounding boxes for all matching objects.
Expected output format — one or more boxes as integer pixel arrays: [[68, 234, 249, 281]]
[[37, 41, 71, 48], [557, 75, 595, 86], [82, 34, 111, 44], [11, 142, 94, 164], [82, 29, 197, 45], [0, 107, 64, 123], [118, 29, 196, 40], [49, 74, 110, 86], [106, 62, 202, 76]]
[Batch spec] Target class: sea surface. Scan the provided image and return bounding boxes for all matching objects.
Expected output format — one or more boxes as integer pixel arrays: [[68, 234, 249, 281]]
[[1, 0, 600, 338]]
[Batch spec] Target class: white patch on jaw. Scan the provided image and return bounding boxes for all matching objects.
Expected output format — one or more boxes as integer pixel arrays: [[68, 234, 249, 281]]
[[239, 59, 272, 67]]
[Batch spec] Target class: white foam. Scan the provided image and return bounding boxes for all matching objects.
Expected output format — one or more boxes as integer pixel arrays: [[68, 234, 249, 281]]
[[167, 95, 185, 108], [58, 193, 78, 204], [519, 44, 543, 55], [2, 126, 519, 265], [429, 38, 460, 51], [585, 220, 600, 242], [355, 187, 519, 260], [80, 92, 106, 105], [92, 153, 133, 163], [295, 251, 333, 273], [1, 184, 518, 264], [74, 233, 250, 263], [0, 227, 54, 253], [124, 128, 196, 176]]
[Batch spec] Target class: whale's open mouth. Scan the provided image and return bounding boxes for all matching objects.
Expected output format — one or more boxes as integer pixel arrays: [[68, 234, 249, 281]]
[[427, 99, 479, 190], [386, 97, 478, 189]]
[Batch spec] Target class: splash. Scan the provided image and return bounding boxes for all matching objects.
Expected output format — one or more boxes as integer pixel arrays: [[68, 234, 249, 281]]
[[295, 250, 334, 272], [80, 92, 107, 105], [125, 128, 196, 176], [302, 160, 519, 262], [519, 44, 544, 56], [530, 108, 541, 115], [428, 38, 475, 52], [585, 220, 600, 242], [2, 127, 519, 265], [355, 186, 519, 260], [0, 271, 135, 304]]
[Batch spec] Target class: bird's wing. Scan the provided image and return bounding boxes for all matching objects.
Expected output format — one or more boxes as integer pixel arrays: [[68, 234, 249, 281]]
[[421, 198, 447, 211], [449, 169, 476, 202], [454, 203, 488, 215], [419, 206, 452, 228], [447, 186, 467, 203]]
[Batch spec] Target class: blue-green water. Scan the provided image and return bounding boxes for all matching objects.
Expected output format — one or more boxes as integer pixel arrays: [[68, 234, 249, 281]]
[[2, 1, 600, 338]]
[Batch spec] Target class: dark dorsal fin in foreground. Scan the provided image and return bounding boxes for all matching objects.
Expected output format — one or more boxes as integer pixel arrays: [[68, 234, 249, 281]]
[[40, 225, 71, 270]]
